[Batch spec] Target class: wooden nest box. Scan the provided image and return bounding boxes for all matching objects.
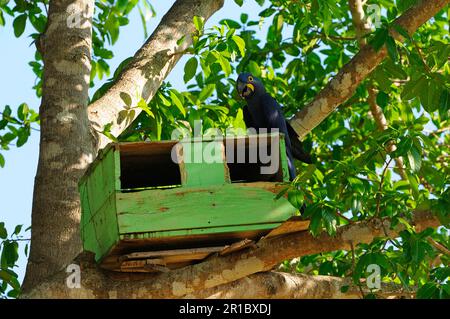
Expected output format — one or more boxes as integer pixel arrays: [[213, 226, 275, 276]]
[[79, 133, 304, 272]]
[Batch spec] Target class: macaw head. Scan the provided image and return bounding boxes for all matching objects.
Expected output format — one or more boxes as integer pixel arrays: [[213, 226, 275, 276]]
[[236, 72, 265, 99]]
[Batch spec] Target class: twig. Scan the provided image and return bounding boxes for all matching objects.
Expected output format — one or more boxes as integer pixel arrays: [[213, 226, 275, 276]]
[[336, 210, 353, 224], [375, 157, 394, 218], [427, 238, 450, 256], [350, 241, 366, 299]]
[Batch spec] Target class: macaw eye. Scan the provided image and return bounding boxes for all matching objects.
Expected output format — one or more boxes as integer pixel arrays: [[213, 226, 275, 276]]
[[247, 75, 254, 82]]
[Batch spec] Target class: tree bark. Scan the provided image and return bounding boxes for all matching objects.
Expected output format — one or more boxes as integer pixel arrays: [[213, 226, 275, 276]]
[[88, 0, 225, 149], [349, 0, 408, 180], [289, 0, 450, 139], [22, 0, 96, 293], [195, 271, 412, 299], [21, 210, 440, 298]]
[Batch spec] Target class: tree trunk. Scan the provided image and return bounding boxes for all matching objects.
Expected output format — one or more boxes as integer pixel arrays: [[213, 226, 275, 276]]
[[22, 0, 96, 293]]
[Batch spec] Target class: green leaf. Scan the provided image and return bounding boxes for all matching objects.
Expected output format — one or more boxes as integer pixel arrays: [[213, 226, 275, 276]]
[[176, 35, 186, 46], [309, 211, 323, 237], [105, 15, 120, 44], [0, 154, 4, 168], [240, 13, 248, 23], [439, 90, 449, 113], [158, 93, 171, 107], [401, 76, 427, 101], [417, 283, 439, 299], [214, 52, 231, 76], [102, 122, 118, 142], [322, 209, 337, 235], [259, 8, 275, 17], [397, 0, 418, 12], [340, 285, 349, 293], [0, 10, 4, 27], [274, 186, 289, 200], [169, 91, 186, 116], [369, 28, 388, 52], [193, 16, 204, 32], [198, 84, 216, 101], [0, 222, 7, 239], [386, 36, 398, 62], [1, 241, 19, 267], [323, 127, 348, 141], [391, 23, 410, 40], [376, 91, 389, 108], [17, 103, 29, 121], [117, 110, 128, 125], [16, 127, 29, 147], [287, 189, 304, 210], [183, 57, 198, 83], [29, 14, 46, 33], [232, 35, 246, 57], [407, 145, 421, 172], [13, 225, 22, 236], [247, 60, 261, 77], [407, 174, 420, 200], [219, 19, 241, 29], [420, 80, 441, 113], [0, 270, 18, 290], [119, 92, 132, 108], [13, 14, 27, 37]]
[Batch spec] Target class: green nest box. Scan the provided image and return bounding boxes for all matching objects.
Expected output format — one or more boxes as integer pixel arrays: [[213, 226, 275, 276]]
[[79, 133, 298, 271]]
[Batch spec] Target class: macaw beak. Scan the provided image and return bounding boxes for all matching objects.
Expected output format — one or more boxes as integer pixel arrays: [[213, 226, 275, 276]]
[[237, 81, 255, 98]]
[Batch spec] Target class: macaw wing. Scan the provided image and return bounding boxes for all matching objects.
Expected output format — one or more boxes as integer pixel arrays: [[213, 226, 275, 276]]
[[242, 105, 255, 130]]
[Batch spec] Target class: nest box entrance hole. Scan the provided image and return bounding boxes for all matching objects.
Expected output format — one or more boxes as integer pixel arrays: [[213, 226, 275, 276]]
[[118, 142, 181, 189]]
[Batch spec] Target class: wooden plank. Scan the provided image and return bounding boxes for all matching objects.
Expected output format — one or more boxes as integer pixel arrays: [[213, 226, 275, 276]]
[[220, 239, 254, 256], [116, 183, 297, 235], [162, 252, 213, 264], [80, 147, 119, 262], [91, 194, 120, 261], [181, 141, 228, 187], [120, 258, 201, 273], [263, 217, 310, 239], [121, 246, 224, 260]]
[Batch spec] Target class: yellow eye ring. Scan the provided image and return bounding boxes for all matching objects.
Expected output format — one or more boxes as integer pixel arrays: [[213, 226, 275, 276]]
[[248, 75, 254, 82]]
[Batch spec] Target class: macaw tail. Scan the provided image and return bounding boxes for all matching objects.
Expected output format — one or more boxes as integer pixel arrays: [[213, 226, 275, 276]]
[[286, 121, 313, 164]]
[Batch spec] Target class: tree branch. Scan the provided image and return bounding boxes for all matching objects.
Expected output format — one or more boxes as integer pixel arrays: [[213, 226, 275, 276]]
[[289, 0, 450, 139], [195, 271, 412, 299], [21, 210, 441, 299], [348, 0, 408, 180], [87, 0, 224, 149]]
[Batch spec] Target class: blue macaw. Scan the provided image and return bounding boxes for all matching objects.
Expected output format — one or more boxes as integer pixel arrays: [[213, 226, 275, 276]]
[[235, 72, 312, 181]]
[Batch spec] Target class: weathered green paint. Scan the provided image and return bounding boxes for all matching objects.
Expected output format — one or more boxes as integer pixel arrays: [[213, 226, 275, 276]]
[[119, 222, 282, 240], [79, 133, 295, 264], [113, 147, 121, 191], [180, 140, 229, 187], [115, 184, 294, 235], [79, 146, 119, 261]]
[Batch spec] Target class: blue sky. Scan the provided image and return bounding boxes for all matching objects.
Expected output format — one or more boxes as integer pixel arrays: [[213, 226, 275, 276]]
[[0, 0, 268, 283]]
